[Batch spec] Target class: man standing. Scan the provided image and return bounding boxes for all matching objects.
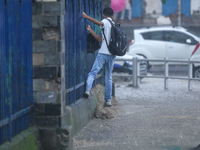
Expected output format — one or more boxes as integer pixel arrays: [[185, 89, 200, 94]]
[[113, 0, 132, 22], [120, 0, 132, 21], [82, 7, 116, 107]]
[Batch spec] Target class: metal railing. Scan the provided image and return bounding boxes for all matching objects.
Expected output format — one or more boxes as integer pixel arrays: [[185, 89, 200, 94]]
[[112, 57, 200, 91]]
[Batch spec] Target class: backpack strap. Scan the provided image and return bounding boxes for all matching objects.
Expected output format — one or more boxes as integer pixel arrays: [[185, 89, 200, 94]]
[[106, 19, 114, 25], [102, 27, 109, 51], [102, 19, 120, 52], [107, 19, 120, 27], [102, 19, 114, 51]]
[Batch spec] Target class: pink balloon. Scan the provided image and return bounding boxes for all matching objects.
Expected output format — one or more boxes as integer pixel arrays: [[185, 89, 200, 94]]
[[111, 0, 126, 13]]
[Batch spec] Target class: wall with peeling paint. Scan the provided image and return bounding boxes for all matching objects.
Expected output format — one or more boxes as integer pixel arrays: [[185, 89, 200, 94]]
[[145, 0, 162, 17]]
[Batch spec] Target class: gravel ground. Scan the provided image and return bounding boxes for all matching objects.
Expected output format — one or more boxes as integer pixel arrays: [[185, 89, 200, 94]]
[[73, 78, 200, 150]]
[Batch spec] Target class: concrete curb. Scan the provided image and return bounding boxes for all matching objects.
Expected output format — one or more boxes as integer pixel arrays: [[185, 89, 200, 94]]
[[66, 84, 104, 136], [59, 84, 104, 150]]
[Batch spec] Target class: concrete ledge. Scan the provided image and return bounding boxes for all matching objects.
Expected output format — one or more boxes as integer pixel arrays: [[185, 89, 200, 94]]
[[0, 127, 41, 150], [63, 84, 104, 138]]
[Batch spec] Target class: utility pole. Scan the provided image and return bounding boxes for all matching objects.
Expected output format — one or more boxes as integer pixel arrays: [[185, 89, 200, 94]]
[[178, 0, 181, 26]]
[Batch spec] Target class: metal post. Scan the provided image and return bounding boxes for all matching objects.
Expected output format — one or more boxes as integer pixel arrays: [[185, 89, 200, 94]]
[[188, 59, 192, 91], [137, 59, 140, 87], [73, 0, 77, 103], [164, 57, 169, 89], [132, 57, 137, 87], [178, 0, 181, 26]]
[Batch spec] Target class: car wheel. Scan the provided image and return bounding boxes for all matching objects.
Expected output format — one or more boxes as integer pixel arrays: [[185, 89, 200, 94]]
[[138, 55, 151, 71], [141, 60, 151, 70], [193, 66, 200, 78]]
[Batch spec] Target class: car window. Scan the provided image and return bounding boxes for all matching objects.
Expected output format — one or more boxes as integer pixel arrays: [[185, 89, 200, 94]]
[[165, 31, 198, 45], [141, 31, 163, 41], [187, 30, 200, 38]]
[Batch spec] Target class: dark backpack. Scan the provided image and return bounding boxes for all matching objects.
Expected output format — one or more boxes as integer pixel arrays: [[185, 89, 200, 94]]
[[102, 19, 127, 56], [87, 33, 101, 54]]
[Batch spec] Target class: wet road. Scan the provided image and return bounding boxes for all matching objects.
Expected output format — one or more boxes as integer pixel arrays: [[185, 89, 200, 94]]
[[73, 78, 200, 150]]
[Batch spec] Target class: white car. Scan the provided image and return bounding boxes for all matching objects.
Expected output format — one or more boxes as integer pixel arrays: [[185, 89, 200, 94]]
[[128, 26, 200, 70], [190, 43, 200, 78]]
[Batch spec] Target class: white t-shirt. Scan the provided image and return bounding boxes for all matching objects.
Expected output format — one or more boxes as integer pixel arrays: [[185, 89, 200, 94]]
[[99, 18, 114, 55]]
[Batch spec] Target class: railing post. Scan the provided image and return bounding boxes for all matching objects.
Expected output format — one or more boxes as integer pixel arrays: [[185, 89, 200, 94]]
[[132, 57, 138, 87], [188, 58, 192, 91], [164, 57, 168, 89], [137, 58, 140, 87]]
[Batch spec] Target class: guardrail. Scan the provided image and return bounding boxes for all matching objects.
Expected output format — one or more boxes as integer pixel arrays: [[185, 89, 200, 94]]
[[112, 57, 200, 91]]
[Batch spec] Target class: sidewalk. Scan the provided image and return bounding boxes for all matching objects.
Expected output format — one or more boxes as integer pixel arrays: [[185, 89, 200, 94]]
[[73, 78, 200, 150]]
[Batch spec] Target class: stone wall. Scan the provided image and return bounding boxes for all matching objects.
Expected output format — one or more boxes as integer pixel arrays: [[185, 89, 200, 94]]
[[32, 1, 71, 149], [32, 0, 65, 128]]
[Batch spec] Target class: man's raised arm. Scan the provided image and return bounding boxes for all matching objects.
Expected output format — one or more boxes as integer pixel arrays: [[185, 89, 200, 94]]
[[83, 12, 104, 26]]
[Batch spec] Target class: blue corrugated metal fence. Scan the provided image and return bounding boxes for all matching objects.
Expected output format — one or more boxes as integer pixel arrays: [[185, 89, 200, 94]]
[[65, 0, 104, 105], [181, 0, 191, 17], [0, 0, 33, 145], [131, 0, 143, 18], [163, 0, 191, 17]]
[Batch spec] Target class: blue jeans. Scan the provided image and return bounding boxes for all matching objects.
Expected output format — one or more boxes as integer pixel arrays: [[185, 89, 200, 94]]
[[86, 53, 116, 100]]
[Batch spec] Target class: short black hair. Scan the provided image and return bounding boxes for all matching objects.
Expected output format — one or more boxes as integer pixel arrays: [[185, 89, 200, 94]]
[[103, 7, 114, 17]]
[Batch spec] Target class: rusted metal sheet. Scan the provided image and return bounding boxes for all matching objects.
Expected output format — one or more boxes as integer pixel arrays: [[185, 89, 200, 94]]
[[65, 0, 103, 105], [0, 0, 33, 145]]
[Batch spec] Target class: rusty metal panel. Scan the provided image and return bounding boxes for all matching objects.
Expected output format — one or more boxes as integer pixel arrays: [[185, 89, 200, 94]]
[[0, 0, 33, 145], [65, 0, 103, 105]]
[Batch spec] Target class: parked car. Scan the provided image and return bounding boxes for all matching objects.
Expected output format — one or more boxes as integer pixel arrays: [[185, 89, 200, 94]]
[[128, 26, 200, 70], [190, 43, 200, 78], [113, 53, 147, 75]]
